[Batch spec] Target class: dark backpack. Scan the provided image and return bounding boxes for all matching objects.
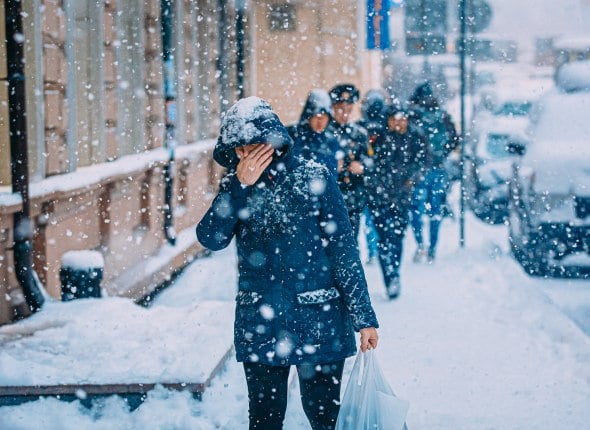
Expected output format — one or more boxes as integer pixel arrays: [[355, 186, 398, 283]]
[[419, 109, 455, 165]]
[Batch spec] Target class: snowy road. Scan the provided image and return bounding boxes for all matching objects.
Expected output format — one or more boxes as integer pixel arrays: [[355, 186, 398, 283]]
[[1, 202, 589, 429]]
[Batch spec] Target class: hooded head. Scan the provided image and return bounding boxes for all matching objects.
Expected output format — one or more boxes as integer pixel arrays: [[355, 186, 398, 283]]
[[214, 97, 293, 169], [386, 103, 409, 119], [409, 81, 439, 108], [298, 89, 333, 124], [386, 103, 410, 133], [361, 89, 387, 122]]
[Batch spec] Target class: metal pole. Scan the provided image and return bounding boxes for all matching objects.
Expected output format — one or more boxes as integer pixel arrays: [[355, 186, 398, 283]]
[[459, 0, 467, 247], [161, 0, 176, 246], [5, 0, 45, 312]]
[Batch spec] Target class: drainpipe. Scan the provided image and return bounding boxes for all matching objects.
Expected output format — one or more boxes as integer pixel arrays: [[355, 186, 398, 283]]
[[235, 0, 246, 99], [161, 0, 176, 246], [217, 0, 230, 114], [5, 0, 45, 312]]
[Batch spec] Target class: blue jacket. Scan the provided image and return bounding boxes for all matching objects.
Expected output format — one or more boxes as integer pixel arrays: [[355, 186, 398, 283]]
[[197, 99, 378, 367]]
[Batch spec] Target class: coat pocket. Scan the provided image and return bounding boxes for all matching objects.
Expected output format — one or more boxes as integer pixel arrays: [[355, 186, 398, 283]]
[[296, 287, 340, 305]]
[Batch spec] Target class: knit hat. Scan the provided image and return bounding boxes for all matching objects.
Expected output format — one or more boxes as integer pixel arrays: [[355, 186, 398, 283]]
[[329, 83, 360, 104]]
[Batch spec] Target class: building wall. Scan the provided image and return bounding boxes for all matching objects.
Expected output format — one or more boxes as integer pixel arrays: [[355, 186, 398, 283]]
[[0, 0, 230, 325], [252, 0, 364, 125]]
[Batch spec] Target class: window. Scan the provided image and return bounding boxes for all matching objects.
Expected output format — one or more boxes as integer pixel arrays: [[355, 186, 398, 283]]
[[268, 4, 297, 32], [65, 0, 106, 168], [115, 0, 146, 156]]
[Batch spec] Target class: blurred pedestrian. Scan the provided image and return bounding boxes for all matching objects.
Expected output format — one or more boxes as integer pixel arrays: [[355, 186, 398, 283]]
[[408, 82, 459, 263], [328, 83, 370, 241], [289, 89, 340, 175], [358, 88, 388, 146], [197, 97, 379, 430], [357, 89, 389, 264], [367, 105, 430, 299]]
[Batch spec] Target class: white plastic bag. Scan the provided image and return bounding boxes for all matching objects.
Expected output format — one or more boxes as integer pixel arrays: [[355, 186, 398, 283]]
[[336, 349, 409, 430]]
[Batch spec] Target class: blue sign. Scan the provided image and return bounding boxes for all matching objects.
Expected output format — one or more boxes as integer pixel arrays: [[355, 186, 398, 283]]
[[367, 0, 391, 50]]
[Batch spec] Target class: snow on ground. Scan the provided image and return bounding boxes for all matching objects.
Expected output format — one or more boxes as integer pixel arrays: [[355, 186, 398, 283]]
[[0, 297, 233, 386], [1, 188, 590, 429]]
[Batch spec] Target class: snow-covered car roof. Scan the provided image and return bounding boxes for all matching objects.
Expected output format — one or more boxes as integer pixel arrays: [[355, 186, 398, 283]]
[[483, 117, 531, 141], [526, 88, 590, 195], [556, 61, 590, 92]]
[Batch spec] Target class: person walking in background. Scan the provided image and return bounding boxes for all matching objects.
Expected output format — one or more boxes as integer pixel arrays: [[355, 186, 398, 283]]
[[367, 105, 430, 299], [197, 97, 379, 430], [357, 89, 389, 264], [328, 83, 370, 241], [288, 89, 340, 176], [408, 81, 459, 263]]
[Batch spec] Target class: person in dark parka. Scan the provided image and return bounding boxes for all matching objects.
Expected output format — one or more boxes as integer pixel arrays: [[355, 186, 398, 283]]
[[196, 97, 379, 430], [368, 104, 431, 299], [327, 83, 371, 241], [289, 89, 341, 176], [408, 81, 459, 263], [356, 89, 389, 263]]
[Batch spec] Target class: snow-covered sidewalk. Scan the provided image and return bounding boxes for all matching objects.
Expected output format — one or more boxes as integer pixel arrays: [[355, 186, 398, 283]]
[[1, 208, 590, 429]]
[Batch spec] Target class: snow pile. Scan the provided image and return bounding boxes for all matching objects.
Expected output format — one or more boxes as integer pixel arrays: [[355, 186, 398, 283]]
[[61, 250, 104, 270], [0, 297, 234, 385]]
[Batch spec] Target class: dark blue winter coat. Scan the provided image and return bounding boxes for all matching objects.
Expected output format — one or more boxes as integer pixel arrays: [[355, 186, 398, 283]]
[[409, 82, 459, 167], [368, 125, 431, 209], [289, 89, 340, 176], [196, 97, 378, 367]]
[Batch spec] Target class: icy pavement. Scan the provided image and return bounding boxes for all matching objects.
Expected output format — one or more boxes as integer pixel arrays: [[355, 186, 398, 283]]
[[1, 205, 590, 429]]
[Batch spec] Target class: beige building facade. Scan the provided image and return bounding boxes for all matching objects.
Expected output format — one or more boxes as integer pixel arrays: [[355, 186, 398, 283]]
[[0, 0, 378, 325]]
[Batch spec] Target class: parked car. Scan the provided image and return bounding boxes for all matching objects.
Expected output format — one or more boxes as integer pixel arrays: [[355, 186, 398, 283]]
[[472, 87, 536, 131], [466, 120, 529, 224], [507, 63, 590, 277]]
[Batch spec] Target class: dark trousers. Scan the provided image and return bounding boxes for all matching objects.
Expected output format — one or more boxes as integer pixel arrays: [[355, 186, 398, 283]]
[[243, 360, 345, 430], [347, 207, 363, 243], [370, 204, 410, 287]]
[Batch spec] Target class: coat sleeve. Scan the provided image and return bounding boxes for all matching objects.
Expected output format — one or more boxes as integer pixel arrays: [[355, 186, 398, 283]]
[[443, 112, 459, 156], [196, 173, 250, 251], [317, 171, 379, 331]]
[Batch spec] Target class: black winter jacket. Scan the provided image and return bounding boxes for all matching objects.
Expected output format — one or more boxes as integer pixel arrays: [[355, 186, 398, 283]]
[[368, 126, 431, 209]]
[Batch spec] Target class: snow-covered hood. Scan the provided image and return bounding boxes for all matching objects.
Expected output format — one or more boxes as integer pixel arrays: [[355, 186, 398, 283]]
[[298, 89, 333, 124], [214, 97, 293, 169]]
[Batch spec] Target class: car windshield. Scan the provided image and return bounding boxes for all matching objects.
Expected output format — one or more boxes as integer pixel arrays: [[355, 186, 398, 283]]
[[494, 101, 532, 116]]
